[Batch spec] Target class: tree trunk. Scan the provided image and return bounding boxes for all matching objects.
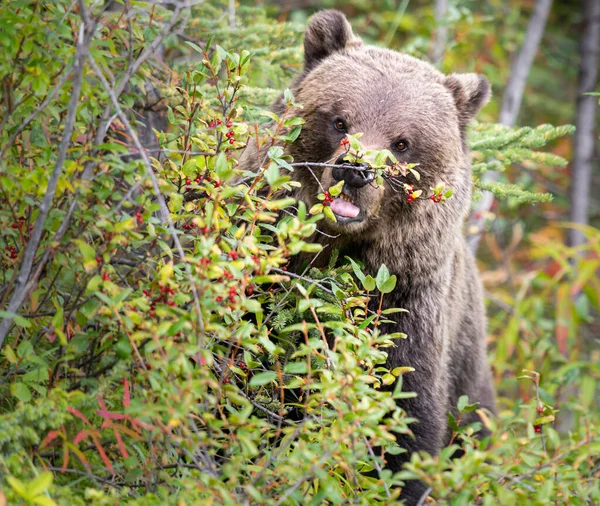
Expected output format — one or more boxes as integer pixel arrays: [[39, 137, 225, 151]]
[[467, 0, 554, 254], [567, 0, 600, 248], [431, 0, 449, 66]]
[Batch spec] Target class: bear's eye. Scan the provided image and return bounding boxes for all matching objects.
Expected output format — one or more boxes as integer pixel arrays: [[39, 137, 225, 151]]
[[333, 119, 347, 132], [394, 140, 409, 152]]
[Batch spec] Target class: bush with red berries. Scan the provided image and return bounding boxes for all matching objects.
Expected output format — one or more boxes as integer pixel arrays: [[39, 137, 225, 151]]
[[0, 3, 598, 506]]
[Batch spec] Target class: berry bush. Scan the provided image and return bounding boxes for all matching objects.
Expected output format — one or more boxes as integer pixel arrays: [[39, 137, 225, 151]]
[[0, 2, 598, 505]]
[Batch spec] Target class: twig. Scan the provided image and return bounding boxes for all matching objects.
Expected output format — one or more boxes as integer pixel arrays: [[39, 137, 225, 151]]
[[416, 487, 433, 506], [467, 0, 554, 254], [0, 7, 94, 348], [86, 51, 205, 337], [0, 64, 74, 162]]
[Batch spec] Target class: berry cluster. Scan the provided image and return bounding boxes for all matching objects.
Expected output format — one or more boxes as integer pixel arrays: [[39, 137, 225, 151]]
[[6, 245, 18, 259], [322, 191, 334, 205], [135, 212, 143, 226], [227, 250, 238, 261], [406, 185, 417, 203], [10, 218, 33, 231], [228, 286, 237, 303], [340, 138, 350, 148], [182, 221, 196, 231], [429, 194, 443, 203], [143, 285, 177, 317]]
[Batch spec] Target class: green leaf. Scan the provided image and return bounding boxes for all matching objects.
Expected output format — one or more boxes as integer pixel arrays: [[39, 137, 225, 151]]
[[346, 257, 365, 284], [28, 472, 53, 497], [323, 206, 336, 222], [249, 371, 277, 386], [363, 275, 376, 291], [215, 152, 232, 181], [11, 382, 32, 402], [328, 180, 344, 197], [457, 395, 479, 413], [0, 310, 31, 328], [379, 275, 397, 294], [309, 203, 323, 215], [376, 264, 391, 292], [33, 496, 57, 506], [6, 475, 27, 497]]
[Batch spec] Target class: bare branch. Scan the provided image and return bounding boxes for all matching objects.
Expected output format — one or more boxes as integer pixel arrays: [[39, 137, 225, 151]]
[[568, 0, 600, 248], [86, 52, 205, 336], [0, 65, 74, 162], [0, 8, 94, 348], [431, 0, 449, 66], [467, 0, 554, 254]]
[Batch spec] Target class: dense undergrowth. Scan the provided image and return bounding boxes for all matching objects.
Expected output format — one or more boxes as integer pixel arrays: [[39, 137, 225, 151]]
[[0, 2, 598, 505]]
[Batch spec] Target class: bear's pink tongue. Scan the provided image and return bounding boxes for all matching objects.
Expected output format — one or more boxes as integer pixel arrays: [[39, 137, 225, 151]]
[[330, 198, 360, 218]]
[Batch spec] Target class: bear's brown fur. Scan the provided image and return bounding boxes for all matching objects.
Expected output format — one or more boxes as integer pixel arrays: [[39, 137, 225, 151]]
[[239, 10, 496, 504]]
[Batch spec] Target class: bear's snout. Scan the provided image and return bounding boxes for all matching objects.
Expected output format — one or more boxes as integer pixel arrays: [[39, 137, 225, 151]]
[[332, 157, 374, 189]]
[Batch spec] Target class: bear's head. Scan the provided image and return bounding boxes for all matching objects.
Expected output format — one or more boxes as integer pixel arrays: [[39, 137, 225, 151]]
[[286, 10, 490, 239]]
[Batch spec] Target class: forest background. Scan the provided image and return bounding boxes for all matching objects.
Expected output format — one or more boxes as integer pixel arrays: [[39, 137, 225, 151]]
[[0, 0, 599, 504]]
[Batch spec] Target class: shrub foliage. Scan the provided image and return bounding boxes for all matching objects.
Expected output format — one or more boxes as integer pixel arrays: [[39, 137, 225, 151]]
[[0, 2, 598, 505]]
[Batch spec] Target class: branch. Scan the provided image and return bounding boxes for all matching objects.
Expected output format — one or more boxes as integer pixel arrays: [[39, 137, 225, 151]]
[[86, 52, 205, 336], [568, 0, 600, 248], [0, 6, 94, 348], [0, 64, 74, 162], [467, 0, 554, 254], [431, 0, 449, 65]]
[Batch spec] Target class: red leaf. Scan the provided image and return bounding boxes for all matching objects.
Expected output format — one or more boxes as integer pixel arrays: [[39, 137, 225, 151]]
[[97, 409, 126, 420], [40, 430, 62, 449], [113, 428, 129, 459], [123, 378, 130, 408], [61, 442, 70, 473], [91, 435, 114, 474], [74, 429, 92, 445], [131, 418, 155, 431], [67, 407, 91, 426]]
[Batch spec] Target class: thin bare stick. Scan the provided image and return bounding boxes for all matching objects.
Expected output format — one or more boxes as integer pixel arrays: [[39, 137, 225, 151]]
[[467, 0, 553, 254], [0, 65, 74, 162], [0, 9, 93, 348], [86, 52, 205, 336]]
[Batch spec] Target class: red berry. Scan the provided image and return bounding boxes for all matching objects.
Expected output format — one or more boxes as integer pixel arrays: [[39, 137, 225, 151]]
[[246, 286, 254, 295], [537, 406, 544, 414], [226, 121, 233, 128], [102, 272, 109, 282], [96, 256, 102, 264], [195, 176, 202, 183], [215, 296, 223, 303], [228, 251, 238, 261], [223, 377, 230, 384], [217, 119, 222, 125], [185, 178, 191, 185], [534, 425, 542, 434]]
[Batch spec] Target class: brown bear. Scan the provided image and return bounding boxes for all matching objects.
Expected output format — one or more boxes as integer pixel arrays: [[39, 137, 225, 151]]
[[239, 9, 496, 504]]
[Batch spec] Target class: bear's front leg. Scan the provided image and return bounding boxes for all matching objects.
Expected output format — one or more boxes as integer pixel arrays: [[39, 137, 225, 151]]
[[382, 301, 449, 505]]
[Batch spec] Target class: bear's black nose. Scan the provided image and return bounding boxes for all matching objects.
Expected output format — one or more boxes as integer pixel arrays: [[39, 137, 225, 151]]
[[332, 155, 374, 188]]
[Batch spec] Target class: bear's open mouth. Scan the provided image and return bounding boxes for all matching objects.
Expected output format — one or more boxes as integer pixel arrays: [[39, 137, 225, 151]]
[[330, 192, 363, 223]]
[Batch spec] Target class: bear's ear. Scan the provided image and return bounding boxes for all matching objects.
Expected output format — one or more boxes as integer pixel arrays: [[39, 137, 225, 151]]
[[304, 10, 362, 72], [444, 73, 491, 128]]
